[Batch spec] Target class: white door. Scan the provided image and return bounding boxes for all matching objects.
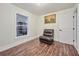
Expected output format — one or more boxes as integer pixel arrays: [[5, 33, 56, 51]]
[[73, 8, 77, 49], [58, 9, 74, 44]]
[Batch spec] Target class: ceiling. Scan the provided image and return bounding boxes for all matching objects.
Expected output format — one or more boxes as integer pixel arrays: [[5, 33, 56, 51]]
[[13, 3, 75, 15]]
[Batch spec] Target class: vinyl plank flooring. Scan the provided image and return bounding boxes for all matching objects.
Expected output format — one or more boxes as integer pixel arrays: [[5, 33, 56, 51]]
[[0, 38, 78, 56]]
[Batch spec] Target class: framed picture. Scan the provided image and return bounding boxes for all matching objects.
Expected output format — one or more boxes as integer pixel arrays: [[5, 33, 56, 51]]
[[16, 14, 28, 37], [44, 14, 56, 24]]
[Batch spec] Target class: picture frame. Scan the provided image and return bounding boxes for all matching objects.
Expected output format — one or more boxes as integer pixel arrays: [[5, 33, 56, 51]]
[[44, 14, 56, 24]]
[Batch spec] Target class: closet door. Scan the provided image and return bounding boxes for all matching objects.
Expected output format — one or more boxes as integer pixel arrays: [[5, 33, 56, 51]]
[[58, 9, 74, 44]]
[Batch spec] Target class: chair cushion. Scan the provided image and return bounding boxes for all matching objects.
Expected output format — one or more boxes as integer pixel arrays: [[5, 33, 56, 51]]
[[43, 33, 53, 36], [44, 29, 53, 33], [43, 29, 54, 37], [39, 36, 53, 41]]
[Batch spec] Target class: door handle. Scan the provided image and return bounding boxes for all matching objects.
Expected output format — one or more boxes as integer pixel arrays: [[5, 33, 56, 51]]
[[59, 29, 62, 31]]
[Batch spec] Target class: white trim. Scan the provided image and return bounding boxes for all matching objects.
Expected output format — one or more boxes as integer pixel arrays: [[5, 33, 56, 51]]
[[77, 48, 79, 54], [0, 35, 39, 52]]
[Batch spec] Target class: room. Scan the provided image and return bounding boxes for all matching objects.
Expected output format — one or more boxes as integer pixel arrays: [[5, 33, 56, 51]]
[[0, 3, 79, 56]]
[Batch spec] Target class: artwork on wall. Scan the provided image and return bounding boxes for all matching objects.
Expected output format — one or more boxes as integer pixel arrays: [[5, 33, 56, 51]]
[[16, 14, 28, 36], [44, 14, 56, 24]]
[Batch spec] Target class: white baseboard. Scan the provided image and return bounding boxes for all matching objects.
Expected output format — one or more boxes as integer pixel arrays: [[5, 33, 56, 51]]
[[0, 35, 39, 52]]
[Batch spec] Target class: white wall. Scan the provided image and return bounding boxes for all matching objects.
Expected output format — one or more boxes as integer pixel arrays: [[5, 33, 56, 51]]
[[0, 3, 38, 51], [37, 8, 75, 43]]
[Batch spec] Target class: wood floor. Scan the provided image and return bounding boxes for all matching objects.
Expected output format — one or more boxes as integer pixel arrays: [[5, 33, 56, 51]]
[[0, 38, 78, 56]]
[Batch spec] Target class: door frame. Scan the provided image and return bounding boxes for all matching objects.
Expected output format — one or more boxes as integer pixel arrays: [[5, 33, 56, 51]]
[[73, 8, 78, 49]]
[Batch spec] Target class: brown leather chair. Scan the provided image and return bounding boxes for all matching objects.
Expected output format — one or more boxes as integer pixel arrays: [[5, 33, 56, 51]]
[[39, 29, 54, 45]]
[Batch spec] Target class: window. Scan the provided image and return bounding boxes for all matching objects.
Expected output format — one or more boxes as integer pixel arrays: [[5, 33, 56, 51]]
[[16, 14, 28, 36]]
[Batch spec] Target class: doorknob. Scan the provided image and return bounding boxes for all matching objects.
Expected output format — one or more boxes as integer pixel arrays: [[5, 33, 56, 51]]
[[73, 40, 75, 42], [59, 29, 62, 31]]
